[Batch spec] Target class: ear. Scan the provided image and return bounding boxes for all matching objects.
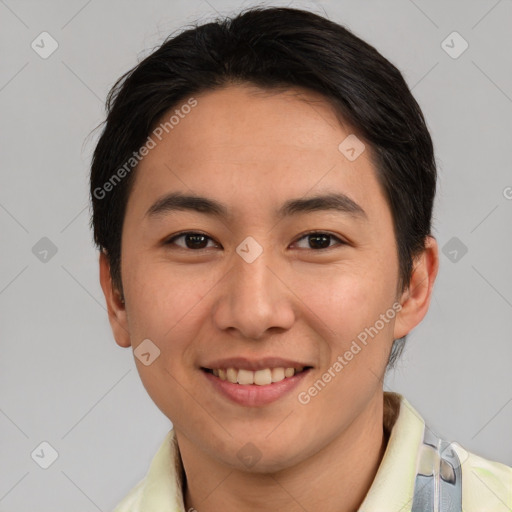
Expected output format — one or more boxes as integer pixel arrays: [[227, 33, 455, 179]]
[[393, 236, 439, 340], [98, 250, 131, 348]]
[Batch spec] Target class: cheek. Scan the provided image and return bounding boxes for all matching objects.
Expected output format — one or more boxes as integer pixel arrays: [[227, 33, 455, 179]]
[[123, 256, 208, 339], [122, 259, 211, 422], [292, 263, 397, 380], [292, 264, 392, 334]]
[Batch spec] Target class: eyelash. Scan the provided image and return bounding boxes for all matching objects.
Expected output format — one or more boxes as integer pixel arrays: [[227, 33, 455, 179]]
[[163, 230, 346, 251]]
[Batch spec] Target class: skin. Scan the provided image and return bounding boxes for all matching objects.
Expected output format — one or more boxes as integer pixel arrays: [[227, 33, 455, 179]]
[[99, 84, 439, 512]]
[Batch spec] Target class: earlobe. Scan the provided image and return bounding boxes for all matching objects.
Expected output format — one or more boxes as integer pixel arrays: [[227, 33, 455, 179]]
[[393, 236, 439, 340], [98, 250, 132, 348]]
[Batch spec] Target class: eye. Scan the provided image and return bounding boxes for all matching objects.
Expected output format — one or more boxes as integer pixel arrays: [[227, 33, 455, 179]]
[[163, 230, 346, 251], [164, 232, 219, 250], [292, 231, 346, 250]]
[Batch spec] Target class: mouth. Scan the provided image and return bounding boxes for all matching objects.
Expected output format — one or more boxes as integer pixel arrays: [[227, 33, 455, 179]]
[[200, 364, 313, 407], [201, 366, 313, 386]]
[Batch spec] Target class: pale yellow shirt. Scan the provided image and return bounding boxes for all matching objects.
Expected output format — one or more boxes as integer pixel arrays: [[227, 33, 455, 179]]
[[112, 392, 512, 511]]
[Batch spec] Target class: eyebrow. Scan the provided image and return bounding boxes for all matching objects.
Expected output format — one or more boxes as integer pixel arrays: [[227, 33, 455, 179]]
[[145, 191, 368, 221]]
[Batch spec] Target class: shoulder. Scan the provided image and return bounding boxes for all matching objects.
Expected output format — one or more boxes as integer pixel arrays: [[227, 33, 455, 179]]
[[111, 477, 145, 512], [110, 428, 183, 512], [453, 443, 512, 511]]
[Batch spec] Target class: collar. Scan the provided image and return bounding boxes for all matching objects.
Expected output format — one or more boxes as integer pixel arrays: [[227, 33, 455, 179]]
[[131, 391, 425, 511], [359, 391, 425, 510]]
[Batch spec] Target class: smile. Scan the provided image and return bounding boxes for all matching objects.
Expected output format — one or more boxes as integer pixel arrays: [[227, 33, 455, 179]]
[[203, 366, 310, 385], [201, 366, 313, 407]]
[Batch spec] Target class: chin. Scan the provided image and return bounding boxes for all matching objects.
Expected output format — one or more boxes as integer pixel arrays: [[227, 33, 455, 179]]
[[223, 437, 308, 475]]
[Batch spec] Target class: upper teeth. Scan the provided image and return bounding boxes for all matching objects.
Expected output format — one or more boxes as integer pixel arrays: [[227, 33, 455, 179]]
[[211, 367, 304, 385]]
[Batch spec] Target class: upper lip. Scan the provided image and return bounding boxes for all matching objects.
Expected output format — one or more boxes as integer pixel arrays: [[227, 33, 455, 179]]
[[201, 357, 313, 371]]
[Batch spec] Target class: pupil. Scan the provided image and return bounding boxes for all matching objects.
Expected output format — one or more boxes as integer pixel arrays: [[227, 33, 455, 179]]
[[183, 234, 330, 250], [186, 234, 208, 249], [310, 234, 330, 249]]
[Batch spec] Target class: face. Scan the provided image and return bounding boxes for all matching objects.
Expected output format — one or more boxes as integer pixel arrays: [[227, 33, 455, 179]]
[[100, 84, 437, 472]]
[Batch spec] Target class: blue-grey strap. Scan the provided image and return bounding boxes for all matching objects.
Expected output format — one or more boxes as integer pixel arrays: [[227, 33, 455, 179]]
[[411, 426, 462, 511]]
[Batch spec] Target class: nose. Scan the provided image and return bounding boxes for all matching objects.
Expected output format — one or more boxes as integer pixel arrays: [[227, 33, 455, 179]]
[[212, 241, 296, 340]]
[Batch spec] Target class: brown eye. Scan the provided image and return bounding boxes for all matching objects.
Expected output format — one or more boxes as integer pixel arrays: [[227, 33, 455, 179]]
[[293, 232, 345, 250], [164, 231, 345, 251], [165, 232, 217, 250]]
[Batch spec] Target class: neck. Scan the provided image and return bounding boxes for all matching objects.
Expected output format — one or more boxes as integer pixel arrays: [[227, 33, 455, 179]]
[[178, 391, 388, 512]]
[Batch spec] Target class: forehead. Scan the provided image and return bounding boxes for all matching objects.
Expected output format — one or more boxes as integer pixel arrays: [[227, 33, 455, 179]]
[[163, 84, 355, 158], [126, 84, 389, 226]]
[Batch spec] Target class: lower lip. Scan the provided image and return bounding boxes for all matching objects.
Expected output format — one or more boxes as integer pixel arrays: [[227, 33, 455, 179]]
[[202, 369, 311, 407]]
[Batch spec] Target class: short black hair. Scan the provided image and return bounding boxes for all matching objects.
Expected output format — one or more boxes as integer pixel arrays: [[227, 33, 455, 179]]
[[89, 5, 437, 371]]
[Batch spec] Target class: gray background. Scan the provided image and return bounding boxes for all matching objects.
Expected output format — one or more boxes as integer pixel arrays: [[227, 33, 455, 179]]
[[1, 0, 511, 510]]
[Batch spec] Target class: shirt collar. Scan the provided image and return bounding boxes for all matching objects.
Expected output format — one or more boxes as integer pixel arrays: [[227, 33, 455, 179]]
[[360, 391, 426, 510], [136, 391, 426, 511]]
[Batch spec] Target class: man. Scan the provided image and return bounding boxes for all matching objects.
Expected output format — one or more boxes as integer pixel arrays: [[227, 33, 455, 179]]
[[90, 6, 511, 511]]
